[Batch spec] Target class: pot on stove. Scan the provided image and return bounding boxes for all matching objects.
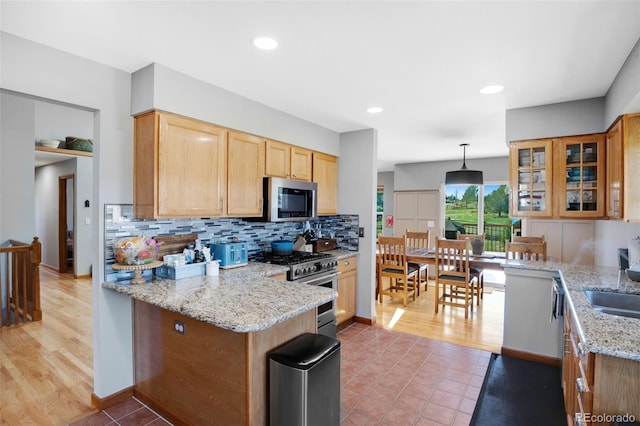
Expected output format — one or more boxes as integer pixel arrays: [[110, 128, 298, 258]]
[[271, 240, 294, 256]]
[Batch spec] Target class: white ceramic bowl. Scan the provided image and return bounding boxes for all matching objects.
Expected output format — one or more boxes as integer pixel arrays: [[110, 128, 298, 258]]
[[37, 139, 60, 148]]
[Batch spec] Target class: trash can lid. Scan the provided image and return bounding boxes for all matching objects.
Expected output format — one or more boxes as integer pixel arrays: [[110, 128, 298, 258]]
[[269, 333, 341, 370]]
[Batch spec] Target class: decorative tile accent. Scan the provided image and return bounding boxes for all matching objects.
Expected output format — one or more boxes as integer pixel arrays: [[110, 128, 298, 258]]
[[104, 204, 358, 282]]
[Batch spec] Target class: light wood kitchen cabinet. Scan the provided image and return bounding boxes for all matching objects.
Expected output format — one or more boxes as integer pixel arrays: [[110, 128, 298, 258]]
[[227, 131, 265, 217], [510, 134, 606, 219], [313, 152, 338, 215], [621, 113, 640, 221], [336, 255, 357, 325], [553, 134, 605, 218], [509, 138, 554, 217], [134, 111, 227, 219], [606, 117, 623, 219], [563, 298, 640, 426], [265, 139, 312, 181]]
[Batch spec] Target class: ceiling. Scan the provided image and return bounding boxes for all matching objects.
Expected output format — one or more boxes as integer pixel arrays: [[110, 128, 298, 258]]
[[3, 1, 640, 171]]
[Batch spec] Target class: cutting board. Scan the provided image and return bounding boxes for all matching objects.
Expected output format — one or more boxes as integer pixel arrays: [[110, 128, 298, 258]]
[[154, 234, 198, 260]]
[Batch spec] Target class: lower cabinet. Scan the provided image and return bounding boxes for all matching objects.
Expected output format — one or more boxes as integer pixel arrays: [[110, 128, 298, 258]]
[[562, 298, 640, 426], [336, 255, 357, 325]]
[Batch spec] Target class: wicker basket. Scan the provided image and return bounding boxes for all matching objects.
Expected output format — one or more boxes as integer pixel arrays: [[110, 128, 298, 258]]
[[65, 136, 93, 152]]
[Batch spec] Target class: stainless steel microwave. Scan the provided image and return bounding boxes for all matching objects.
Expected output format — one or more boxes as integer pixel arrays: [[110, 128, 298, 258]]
[[256, 177, 317, 222]]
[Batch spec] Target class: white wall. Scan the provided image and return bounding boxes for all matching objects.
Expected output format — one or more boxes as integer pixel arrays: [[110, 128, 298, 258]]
[[339, 129, 377, 322], [505, 97, 606, 142], [606, 37, 640, 125], [1, 31, 133, 399], [132, 63, 340, 156], [393, 156, 509, 191], [0, 92, 35, 243]]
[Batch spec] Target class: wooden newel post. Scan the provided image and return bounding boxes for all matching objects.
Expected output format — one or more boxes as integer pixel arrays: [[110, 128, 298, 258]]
[[31, 237, 42, 321]]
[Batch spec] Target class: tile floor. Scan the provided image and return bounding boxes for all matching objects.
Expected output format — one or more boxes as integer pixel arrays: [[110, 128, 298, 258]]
[[68, 323, 491, 426]]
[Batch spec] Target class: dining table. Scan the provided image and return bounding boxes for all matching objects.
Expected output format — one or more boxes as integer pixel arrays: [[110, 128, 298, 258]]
[[405, 247, 507, 270]]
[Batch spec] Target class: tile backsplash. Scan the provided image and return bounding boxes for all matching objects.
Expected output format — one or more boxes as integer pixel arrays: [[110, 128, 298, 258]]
[[104, 204, 359, 282]]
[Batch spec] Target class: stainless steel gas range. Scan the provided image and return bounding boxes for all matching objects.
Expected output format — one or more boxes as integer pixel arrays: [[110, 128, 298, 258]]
[[253, 251, 339, 338]]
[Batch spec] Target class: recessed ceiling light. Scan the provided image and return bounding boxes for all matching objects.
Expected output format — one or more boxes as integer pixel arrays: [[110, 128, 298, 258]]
[[480, 85, 504, 95], [367, 107, 384, 114], [253, 37, 278, 50]]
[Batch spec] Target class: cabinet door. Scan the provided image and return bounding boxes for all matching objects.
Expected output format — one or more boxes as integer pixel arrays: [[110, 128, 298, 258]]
[[265, 139, 290, 178], [336, 256, 357, 325], [227, 132, 264, 216], [554, 134, 605, 218], [157, 113, 227, 217], [313, 152, 338, 215], [290, 146, 312, 181], [509, 139, 554, 217], [606, 118, 623, 219], [623, 113, 640, 221]]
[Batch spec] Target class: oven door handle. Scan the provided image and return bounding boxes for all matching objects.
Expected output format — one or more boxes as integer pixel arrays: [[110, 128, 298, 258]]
[[301, 271, 341, 285]]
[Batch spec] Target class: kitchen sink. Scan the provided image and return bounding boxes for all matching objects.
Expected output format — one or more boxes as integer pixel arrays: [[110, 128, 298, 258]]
[[583, 290, 640, 320]]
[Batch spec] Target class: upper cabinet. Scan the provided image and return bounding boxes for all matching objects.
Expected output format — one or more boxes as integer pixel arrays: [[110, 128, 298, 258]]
[[603, 113, 640, 221], [509, 134, 606, 219], [313, 152, 338, 216], [134, 111, 227, 219], [134, 110, 337, 220], [509, 138, 554, 217], [553, 134, 605, 218], [606, 117, 623, 219], [227, 132, 265, 217], [265, 139, 312, 181]]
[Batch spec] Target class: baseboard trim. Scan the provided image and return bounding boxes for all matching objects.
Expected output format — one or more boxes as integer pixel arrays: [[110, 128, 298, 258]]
[[353, 316, 376, 326], [501, 347, 562, 367], [133, 388, 184, 426], [75, 273, 91, 279], [40, 263, 58, 272], [91, 387, 134, 410]]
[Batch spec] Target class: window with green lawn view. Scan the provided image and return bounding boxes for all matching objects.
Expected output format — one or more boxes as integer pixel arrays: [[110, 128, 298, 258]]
[[445, 183, 513, 252]]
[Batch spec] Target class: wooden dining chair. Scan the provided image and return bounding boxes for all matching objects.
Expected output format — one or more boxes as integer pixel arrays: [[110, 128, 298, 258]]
[[434, 238, 477, 319], [377, 236, 418, 306], [405, 230, 430, 295], [505, 241, 547, 261], [512, 235, 545, 244], [457, 233, 485, 305]]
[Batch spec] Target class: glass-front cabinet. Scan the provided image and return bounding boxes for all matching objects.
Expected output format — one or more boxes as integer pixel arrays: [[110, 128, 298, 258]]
[[553, 134, 605, 218], [509, 139, 554, 217]]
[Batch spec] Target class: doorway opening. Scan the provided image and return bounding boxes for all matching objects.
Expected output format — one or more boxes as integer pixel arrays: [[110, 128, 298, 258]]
[[58, 174, 74, 274]]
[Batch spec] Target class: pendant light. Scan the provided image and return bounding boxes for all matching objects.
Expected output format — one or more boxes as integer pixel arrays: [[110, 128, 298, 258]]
[[445, 143, 483, 185]]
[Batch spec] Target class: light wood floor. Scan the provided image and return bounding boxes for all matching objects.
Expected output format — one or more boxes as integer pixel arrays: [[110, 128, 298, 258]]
[[0, 270, 504, 425], [0, 268, 97, 425], [375, 279, 505, 353]]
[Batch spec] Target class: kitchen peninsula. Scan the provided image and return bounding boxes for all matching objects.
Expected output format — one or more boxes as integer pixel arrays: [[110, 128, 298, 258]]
[[103, 262, 336, 425], [504, 260, 640, 425]]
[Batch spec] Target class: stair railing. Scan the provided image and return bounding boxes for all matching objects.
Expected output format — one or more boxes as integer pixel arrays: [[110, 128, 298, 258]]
[[1, 237, 42, 327]]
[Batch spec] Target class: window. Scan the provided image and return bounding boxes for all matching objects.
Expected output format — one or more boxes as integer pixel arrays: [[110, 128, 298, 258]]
[[445, 183, 511, 252]]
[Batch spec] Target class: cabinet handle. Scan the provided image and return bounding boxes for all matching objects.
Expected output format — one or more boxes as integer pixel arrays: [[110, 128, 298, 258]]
[[345, 261, 350, 266], [575, 418, 586, 426], [577, 342, 586, 356], [219, 197, 224, 212], [575, 377, 587, 393]]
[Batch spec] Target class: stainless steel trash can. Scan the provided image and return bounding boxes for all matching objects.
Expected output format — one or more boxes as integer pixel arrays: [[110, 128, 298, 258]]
[[269, 333, 340, 426]]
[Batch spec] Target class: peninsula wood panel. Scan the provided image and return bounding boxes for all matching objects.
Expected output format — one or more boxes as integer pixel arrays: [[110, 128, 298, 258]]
[[133, 300, 316, 426]]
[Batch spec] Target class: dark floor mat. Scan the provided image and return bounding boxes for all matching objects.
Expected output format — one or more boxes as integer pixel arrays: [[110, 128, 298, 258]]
[[470, 353, 567, 426]]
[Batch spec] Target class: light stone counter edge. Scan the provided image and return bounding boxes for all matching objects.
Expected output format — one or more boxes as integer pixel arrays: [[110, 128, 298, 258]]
[[102, 261, 337, 333], [504, 260, 640, 361]]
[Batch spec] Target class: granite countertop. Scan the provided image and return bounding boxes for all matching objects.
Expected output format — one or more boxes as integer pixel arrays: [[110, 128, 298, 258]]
[[102, 261, 337, 333], [504, 260, 640, 361]]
